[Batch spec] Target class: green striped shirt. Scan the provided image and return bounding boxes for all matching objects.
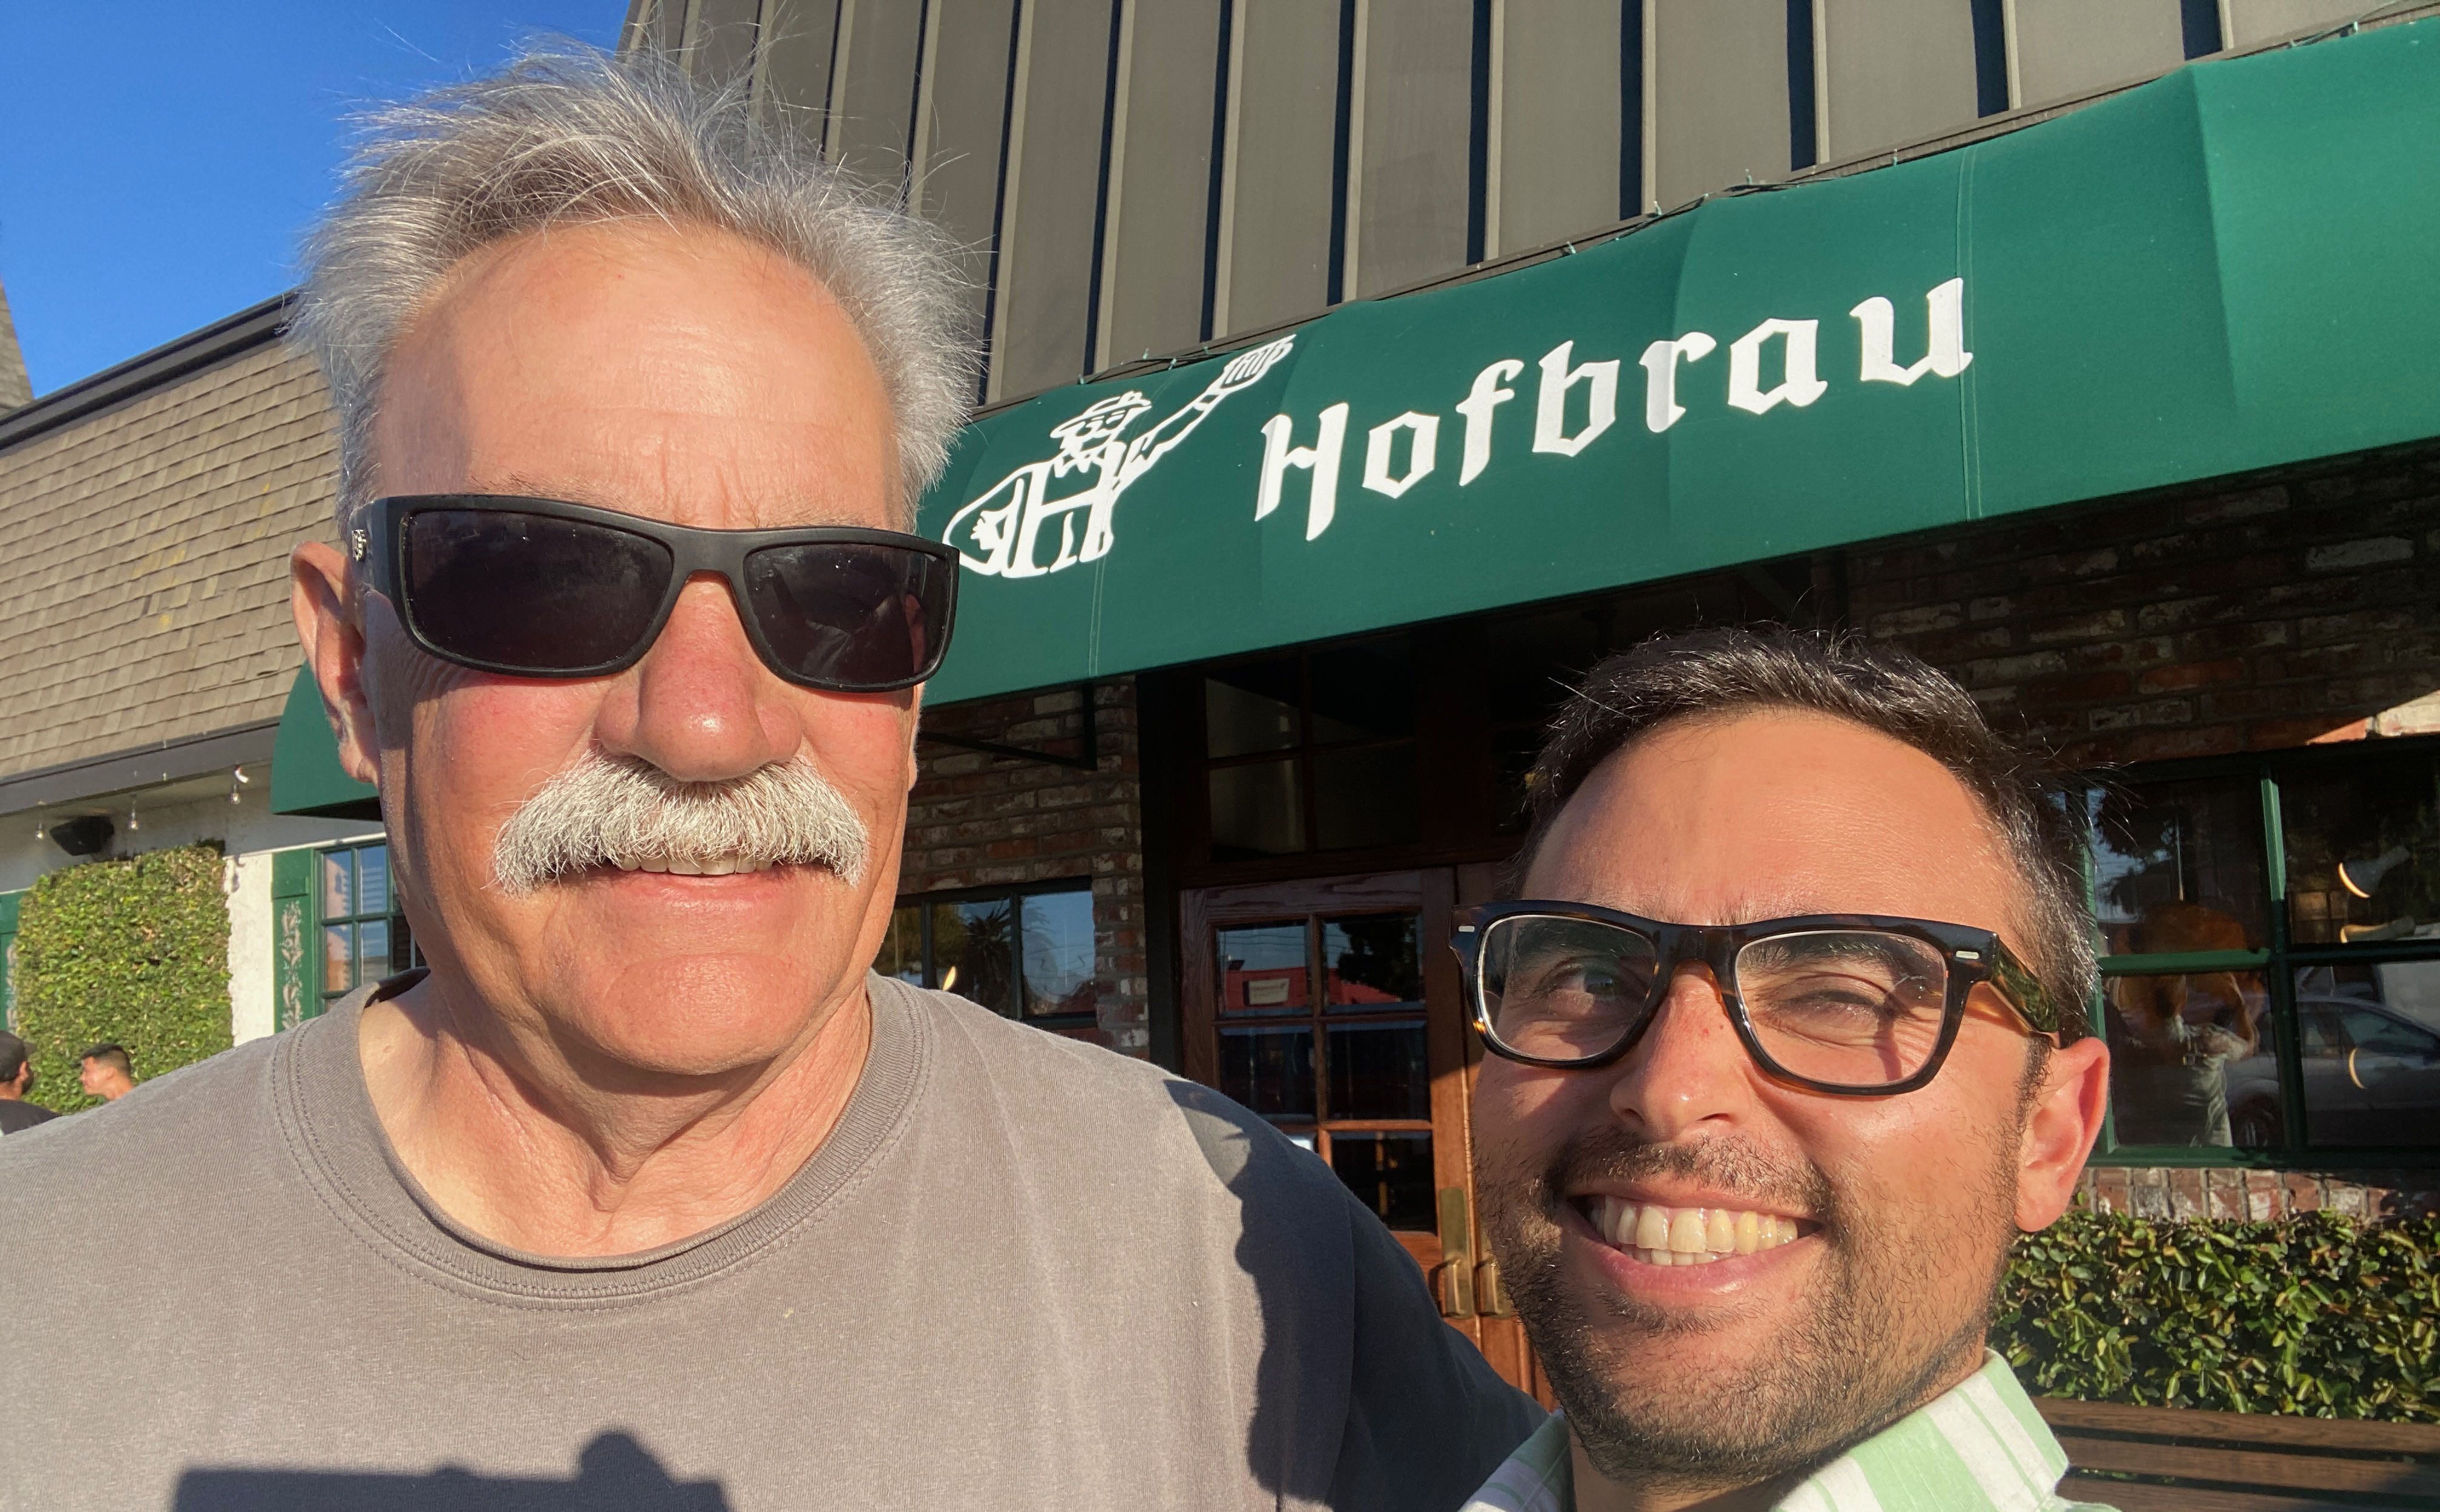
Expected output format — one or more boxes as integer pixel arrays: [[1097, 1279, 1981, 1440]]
[[1461, 1352, 2118, 1512]]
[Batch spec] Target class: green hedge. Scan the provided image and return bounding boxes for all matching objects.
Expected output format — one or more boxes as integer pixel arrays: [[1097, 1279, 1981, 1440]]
[[1995, 1206, 2438, 1422], [15, 845, 232, 1114]]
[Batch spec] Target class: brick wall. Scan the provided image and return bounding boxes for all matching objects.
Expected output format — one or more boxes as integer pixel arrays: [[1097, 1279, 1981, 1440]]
[[901, 679, 1149, 1055], [2078, 1165, 2440, 1223], [1849, 441, 2440, 765]]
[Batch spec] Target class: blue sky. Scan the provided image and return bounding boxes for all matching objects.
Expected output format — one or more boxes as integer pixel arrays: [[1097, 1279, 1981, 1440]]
[[0, 1, 625, 396]]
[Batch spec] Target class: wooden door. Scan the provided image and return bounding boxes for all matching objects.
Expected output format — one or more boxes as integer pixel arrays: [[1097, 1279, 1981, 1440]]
[[1181, 867, 1549, 1400]]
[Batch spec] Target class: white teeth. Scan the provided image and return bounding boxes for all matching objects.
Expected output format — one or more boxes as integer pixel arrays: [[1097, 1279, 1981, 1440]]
[[666, 857, 704, 875], [640, 859, 669, 873], [1589, 1199, 1806, 1263], [613, 857, 640, 871]]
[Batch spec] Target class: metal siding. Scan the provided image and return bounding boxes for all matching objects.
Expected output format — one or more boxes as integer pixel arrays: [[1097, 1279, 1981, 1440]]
[[1650, 0, 1790, 206], [1349, 0, 1473, 299], [1100, 0, 1226, 368], [992, 0, 1120, 399], [2221, 0, 2363, 46], [757, 0, 842, 149], [830, 0, 926, 186], [686, 0, 765, 90], [1493, 0, 1622, 255], [1218, 0, 1342, 336], [1817, 0, 1981, 161], [915, 0, 1018, 365], [2009, 0, 2182, 105]]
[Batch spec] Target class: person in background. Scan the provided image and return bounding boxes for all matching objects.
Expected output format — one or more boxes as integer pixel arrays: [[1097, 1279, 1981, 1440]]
[[0, 1033, 61, 1133], [1460, 627, 2116, 1512], [76, 1044, 135, 1102]]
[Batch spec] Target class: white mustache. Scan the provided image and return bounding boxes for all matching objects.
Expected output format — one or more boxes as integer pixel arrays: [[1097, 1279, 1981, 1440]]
[[491, 751, 870, 894]]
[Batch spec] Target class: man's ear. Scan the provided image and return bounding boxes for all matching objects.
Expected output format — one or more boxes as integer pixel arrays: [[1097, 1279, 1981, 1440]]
[[2015, 1035, 2110, 1231], [290, 539, 383, 786]]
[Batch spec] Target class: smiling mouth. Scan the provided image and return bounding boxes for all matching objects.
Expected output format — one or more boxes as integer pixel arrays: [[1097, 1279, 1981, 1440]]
[[605, 854, 782, 876], [1575, 1196, 1809, 1266]]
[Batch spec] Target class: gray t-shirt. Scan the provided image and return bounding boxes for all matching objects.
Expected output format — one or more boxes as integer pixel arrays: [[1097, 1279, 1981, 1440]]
[[0, 974, 1538, 1510]]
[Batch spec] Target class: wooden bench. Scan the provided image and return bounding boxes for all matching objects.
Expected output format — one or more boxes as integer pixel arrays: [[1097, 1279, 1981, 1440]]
[[2036, 1397, 2440, 1511]]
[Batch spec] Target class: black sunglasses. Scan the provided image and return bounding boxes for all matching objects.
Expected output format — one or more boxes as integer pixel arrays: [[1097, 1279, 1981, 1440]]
[[1452, 901, 2078, 1096], [353, 494, 959, 693]]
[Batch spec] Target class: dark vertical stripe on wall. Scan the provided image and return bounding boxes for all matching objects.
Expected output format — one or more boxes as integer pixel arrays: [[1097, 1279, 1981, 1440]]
[[1466, 0, 1491, 265], [1327, 0, 1357, 307], [979, 0, 1027, 402], [1199, 0, 1235, 341], [1619, 0, 1644, 215], [2180, 0, 2225, 56], [1969, 0, 2009, 116], [903, 0, 934, 206], [1081, 0, 1125, 376], [1785, 0, 1817, 171]]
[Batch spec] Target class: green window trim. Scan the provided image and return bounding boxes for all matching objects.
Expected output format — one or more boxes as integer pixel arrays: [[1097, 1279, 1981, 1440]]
[[2084, 739, 2440, 1170], [0, 888, 23, 1034]]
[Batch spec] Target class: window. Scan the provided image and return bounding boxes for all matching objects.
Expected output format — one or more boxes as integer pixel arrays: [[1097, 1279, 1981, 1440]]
[[2082, 744, 2440, 1160], [317, 842, 414, 1009], [1203, 636, 1421, 860], [1213, 909, 1435, 1229], [879, 883, 1099, 1032]]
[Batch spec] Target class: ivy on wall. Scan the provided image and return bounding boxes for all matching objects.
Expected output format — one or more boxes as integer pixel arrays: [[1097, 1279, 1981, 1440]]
[[1995, 1207, 2438, 1422], [15, 845, 233, 1114]]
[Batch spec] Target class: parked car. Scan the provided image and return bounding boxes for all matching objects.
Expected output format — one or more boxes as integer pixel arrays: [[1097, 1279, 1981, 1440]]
[[2227, 992, 2440, 1148]]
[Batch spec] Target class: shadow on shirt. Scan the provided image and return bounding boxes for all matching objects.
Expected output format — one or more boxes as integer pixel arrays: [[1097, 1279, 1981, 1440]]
[[174, 1431, 726, 1511]]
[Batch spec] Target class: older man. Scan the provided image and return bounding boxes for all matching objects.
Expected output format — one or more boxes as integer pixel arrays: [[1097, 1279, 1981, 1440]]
[[1458, 629, 2115, 1512], [0, 50, 1536, 1510]]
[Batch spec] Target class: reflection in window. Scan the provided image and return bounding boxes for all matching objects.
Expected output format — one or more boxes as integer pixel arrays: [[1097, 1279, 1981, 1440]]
[[1328, 1023, 1429, 1119], [1330, 1131, 1437, 1231], [1205, 658, 1301, 758], [2280, 761, 2440, 946], [1218, 923, 1308, 1013], [1220, 1026, 1316, 1118], [318, 842, 413, 1007], [2105, 969, 2272, 1148], [1323, 914, 1422, 1004], [1022, 889, 1097, 1016], [876, 885, 1098, 1026], [2084, 780, 2268, 955], [933, 900, 1017, 1016], [2293, 964, 2440, 1148]]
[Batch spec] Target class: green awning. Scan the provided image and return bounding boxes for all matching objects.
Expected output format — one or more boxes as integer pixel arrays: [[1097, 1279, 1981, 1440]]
[[269, 668, 380, 819], [916, 21, 2440, 704]]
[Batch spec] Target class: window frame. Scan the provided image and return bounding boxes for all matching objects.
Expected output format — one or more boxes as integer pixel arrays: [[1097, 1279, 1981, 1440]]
[[2081, 733, 2440, 1168], [312, 840, 413, 1012], [882, 878, 1101, 1032]]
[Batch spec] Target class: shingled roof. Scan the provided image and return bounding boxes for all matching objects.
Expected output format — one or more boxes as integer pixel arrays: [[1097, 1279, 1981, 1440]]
[[0, 303, 338, 806], [0, 277, 30, 414]]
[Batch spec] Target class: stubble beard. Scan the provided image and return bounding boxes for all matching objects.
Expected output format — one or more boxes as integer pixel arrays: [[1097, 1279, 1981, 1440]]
[[1478, 1125, 2016, 1498]]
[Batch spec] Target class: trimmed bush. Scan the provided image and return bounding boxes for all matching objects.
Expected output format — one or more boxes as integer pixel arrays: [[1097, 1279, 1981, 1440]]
[[1995, 1206, 2438, 1422], [15, 845, 232, 1113]]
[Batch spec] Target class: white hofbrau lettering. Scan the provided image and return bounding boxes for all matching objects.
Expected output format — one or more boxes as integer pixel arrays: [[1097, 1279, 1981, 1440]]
[[1362, 412, 1440, 499], [1852, 277, 1973, 386], [1257, 403, 1351, 541], [1533, 341, 1621, 457], [1727, 318, 1828, 415], [1638, 332, 1717, 433], [1455, 358, 1523, 483]]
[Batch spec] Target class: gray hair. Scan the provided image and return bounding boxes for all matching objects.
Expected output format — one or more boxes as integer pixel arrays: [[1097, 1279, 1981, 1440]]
[[1509, 625, 2097, 1036], [492, 750, 868, 894], [292, 43, 977, 531]]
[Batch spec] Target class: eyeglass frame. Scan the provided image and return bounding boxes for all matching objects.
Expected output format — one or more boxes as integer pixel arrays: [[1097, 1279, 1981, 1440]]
[[350, 493, 961, 693], [1451, 899, 2079, 1097]]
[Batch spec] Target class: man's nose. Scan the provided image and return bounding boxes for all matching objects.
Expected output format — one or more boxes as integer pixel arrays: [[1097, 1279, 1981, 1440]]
[[602, 574, 804, 782], [1605, 963, 1763, 1139]]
